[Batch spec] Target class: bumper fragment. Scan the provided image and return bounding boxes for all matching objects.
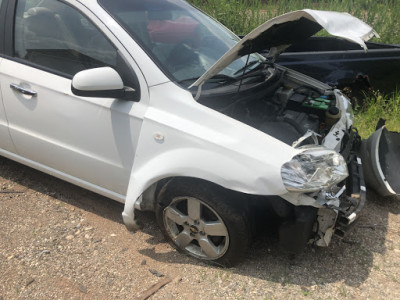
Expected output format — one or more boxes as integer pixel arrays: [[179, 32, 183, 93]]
[[335, 154, 367, 237], [361, 125, 400, 196]]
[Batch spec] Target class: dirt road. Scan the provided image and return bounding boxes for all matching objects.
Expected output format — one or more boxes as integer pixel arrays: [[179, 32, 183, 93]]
[[1, 156, 399, 299]]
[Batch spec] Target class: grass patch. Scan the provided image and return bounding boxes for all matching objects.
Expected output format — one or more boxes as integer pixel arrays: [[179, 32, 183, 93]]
[[189, 0, 266, 34], [188, 0, 400, 43], [354, 91, 400, 138]]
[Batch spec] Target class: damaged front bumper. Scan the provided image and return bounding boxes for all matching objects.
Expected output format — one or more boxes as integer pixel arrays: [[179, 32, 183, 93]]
[[279, 129, 367, 251], [314, 151, 366, 247], [315, 128, 366, 246]]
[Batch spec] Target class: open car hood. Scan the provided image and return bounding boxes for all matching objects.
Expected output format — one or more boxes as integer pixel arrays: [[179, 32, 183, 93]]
[[190, 9, 379, 88]]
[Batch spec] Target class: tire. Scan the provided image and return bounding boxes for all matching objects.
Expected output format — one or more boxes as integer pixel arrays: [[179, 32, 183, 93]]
[[155, 178, 250, 267]]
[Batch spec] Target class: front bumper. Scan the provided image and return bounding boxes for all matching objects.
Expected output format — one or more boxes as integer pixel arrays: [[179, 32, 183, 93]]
[[278, 151, 367, 251], [313, 128, 366, 246]]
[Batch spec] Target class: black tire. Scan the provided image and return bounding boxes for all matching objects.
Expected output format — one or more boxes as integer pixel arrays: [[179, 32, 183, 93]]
[[155, 178, 250, 267]]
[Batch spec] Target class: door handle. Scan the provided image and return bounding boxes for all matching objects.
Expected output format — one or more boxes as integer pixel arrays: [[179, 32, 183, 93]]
[[10, 83, 37, 97]]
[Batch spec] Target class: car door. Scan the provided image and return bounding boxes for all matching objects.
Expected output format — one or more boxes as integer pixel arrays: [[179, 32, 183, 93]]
[[0, 0, 145, 199]]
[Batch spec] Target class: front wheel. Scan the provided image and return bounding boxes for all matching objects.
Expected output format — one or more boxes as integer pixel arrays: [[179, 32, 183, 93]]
[[156, 179, 249, 267]]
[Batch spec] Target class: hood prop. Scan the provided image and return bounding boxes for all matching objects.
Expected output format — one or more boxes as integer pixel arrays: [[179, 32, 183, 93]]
[[237, 50, 252, 95]]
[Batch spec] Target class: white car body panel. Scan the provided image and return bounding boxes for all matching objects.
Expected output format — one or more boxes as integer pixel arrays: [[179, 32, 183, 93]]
[[0, 59, 136, 195], [136, 82, 297, 195], [72, 67, 124, 91], [122, 81, 301, 227], [0, 147, 127, 202]]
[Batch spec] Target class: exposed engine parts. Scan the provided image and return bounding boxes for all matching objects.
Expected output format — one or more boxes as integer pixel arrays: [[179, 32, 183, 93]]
[[199, 66, 341, 147]]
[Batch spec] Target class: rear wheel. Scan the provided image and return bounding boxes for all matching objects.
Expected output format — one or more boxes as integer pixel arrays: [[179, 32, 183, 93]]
[[156, 179, 249, 267]]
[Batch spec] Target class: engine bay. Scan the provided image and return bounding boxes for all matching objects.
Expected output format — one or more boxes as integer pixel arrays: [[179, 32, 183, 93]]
[[197, 65, 341, 147]]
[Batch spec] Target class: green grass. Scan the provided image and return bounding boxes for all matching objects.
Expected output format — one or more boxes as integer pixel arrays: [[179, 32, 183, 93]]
[[189, 0, 265, 34], [188, 0, 400, 43], [188, 0, 400, 135], [354, 91, 400, 138]]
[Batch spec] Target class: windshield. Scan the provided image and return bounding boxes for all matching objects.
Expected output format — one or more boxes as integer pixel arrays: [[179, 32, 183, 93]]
[[98, 0, 261, 87]]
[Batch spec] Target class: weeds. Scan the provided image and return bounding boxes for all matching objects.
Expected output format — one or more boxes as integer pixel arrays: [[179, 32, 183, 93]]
[[301, 286, 313, 296], [354, 90, 400, 138], [339, 285, 348, 297], [188, 0, 400, 43], [189, 0, 266, 34]]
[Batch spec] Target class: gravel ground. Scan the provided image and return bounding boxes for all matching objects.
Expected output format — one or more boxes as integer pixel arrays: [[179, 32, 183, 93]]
[[1, 156, 399, 299]]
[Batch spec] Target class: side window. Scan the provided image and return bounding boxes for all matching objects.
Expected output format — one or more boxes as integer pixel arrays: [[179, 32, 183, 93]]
[[14, 0, 117, 77]]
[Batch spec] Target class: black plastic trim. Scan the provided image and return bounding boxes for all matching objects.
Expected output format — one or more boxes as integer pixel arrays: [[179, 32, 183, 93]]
[[0, 0, 7, 54], [4, 0, 14, 56], [279, 206, 318, 254], [71, 85, 136, 100], [4, 56, 76, 78]]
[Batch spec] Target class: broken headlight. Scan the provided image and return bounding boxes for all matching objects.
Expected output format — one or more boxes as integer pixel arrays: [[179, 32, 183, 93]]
[[281, 146, 348, 192]]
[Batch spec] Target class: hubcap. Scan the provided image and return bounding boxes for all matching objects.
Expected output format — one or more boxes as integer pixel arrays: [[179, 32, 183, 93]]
[[163, 196, 229, 260]]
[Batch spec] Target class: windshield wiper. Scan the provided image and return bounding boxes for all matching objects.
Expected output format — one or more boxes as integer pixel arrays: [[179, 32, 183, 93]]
[[208, 74, 236, 83], [178, 74, 236, 86], [233, 60, 260, 75], [177, 77, 200, 85]]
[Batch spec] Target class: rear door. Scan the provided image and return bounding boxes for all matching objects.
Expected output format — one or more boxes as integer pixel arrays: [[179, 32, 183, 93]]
[[0, 0, 145, 198]]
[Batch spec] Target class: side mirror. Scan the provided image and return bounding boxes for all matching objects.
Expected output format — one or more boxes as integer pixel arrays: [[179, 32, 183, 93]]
[[71, 67, 136, 100]]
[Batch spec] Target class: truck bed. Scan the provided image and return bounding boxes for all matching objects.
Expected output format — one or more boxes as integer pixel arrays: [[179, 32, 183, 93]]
[[261, 37, 400, 94]]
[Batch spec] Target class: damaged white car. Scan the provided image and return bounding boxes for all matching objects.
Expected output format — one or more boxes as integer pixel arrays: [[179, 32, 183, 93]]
[[0, 0, 397, 266]]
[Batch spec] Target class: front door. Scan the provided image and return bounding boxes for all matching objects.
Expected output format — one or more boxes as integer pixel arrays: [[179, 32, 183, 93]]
[[0, 0, 143, 198]]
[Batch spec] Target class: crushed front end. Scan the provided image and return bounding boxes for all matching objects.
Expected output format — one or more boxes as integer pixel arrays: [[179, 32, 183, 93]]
[[197, 62, 368, 251], [277, 88, 367, 251]]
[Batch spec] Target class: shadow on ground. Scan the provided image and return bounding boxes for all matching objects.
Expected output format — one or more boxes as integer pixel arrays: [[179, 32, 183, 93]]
[[1, 156, 398, 288]]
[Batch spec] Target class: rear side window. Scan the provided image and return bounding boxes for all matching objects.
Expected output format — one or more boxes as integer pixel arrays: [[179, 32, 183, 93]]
[[14, 0, 117, 77]]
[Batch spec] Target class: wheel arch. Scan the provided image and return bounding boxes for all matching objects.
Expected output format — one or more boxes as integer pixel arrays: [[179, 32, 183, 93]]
[[138, 176, 241, 213], [121, 147, 287, 231]]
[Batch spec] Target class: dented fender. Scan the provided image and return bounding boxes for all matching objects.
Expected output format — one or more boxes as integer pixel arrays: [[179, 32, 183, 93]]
[[123, 146, 292, 230]]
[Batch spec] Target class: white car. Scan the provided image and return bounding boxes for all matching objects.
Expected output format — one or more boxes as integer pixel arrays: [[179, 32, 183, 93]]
[[0, 0, 396, 266]]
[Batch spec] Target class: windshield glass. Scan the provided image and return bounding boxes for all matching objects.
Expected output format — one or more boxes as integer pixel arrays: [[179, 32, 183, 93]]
[[98, 0, 261, 86]]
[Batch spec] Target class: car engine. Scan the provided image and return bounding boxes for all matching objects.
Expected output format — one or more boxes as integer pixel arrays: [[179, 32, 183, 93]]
[[197, 65, 341, 147]]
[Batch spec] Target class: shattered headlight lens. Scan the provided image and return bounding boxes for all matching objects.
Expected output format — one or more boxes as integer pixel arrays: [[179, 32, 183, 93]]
[[281, 146, 349, 192]]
